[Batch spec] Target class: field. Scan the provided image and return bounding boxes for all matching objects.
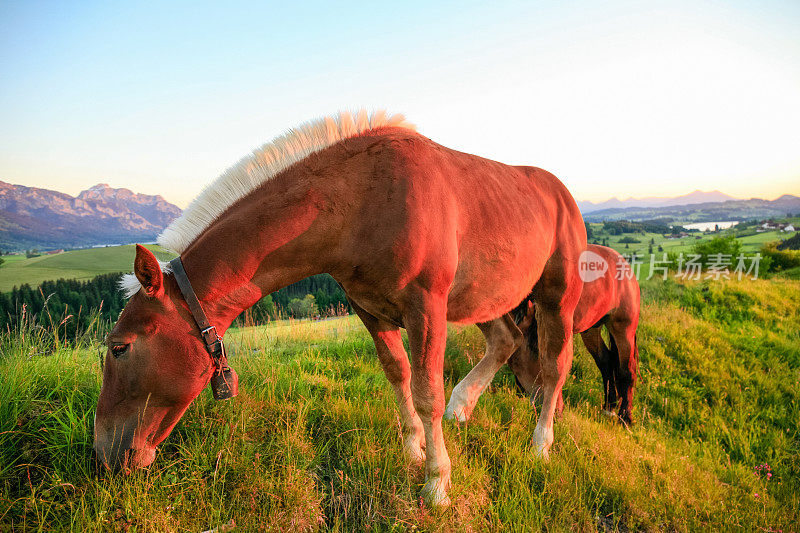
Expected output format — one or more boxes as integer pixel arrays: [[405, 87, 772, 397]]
[[0, 245, 175, 293], [1, 218, 797, 294], [590, 224, 790, 257], [1, 276, 799, 531]]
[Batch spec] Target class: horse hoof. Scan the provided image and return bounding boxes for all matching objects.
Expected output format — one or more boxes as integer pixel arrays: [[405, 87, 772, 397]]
[[531, 426, 553, 460], [533, 444, 551, 461], [444, 401, 469, 423], [601, 409, 617, 419], [421, 478, 451, 507]]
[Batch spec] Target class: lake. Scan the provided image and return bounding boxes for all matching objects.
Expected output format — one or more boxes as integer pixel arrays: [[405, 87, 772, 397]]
[[682, 221, 739, 232]]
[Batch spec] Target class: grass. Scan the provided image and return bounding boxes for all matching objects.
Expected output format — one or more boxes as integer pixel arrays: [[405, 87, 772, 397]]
[[0, 245, 176, 293], [1, 277, 799, 531]]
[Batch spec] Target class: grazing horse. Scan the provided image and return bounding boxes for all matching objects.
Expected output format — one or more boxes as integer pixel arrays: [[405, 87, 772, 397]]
[[93, 110, 586, 506], [506, 244, 640, 424]]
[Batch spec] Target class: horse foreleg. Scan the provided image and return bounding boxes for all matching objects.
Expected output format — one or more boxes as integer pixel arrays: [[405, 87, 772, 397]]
[[349, 299, 426, 462], [580, 327, 618, 414], [405, 293, 451, 507], [445, 314, 522, 422], [608, 320, 639, 426]]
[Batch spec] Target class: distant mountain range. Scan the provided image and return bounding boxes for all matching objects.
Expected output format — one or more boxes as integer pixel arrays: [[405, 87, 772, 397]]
[[582, 194, 800, 223], [0, 182, 181, 251], [577, 190, 736, 213], [0, 181, 797, 251]]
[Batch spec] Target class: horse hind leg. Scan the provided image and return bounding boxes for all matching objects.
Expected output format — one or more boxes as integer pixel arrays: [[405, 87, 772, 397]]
[[445, 314, 523, 422], [349, 298, 426, 462], [531, 253, 582, 459]]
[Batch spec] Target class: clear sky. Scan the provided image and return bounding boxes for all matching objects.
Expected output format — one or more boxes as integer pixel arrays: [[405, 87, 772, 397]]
[[1, 0, 799, 207]]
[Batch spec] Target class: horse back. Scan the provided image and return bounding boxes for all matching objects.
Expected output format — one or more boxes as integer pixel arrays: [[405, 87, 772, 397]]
[[574, 245, 641, 332], [329, 129, 585, 324]]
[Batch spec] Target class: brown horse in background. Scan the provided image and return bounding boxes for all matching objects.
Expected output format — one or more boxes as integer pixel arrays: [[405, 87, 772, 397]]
[[93, 111, 586, 506], [508, 244, 640, 424]]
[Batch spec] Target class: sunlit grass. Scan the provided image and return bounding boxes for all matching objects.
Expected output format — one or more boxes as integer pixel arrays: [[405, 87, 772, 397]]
[[1, 278, 798, 531]]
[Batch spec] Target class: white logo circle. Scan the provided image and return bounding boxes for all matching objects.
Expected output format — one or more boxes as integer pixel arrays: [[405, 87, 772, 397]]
[[579, 250, 608, 282]]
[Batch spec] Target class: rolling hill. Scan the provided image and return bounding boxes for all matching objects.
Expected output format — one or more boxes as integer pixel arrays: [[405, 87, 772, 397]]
[[0, 244, 176, 292]]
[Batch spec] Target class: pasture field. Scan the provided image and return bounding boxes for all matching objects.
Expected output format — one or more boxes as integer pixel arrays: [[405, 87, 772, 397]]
[[1, 277, 799, 531], [0, 245, 175, 293], [588, 224, 788, 257], [1, 223, 796, 294]]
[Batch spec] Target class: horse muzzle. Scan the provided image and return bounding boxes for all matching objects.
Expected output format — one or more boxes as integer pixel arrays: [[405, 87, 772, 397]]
[[93, 418, 157, 472]]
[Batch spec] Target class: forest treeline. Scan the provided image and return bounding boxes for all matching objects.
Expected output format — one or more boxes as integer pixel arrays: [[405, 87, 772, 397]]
[[0, 273, 350, 336]]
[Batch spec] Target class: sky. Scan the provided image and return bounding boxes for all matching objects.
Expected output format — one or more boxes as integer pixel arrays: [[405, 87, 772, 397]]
[[1, 0, 799, 208]]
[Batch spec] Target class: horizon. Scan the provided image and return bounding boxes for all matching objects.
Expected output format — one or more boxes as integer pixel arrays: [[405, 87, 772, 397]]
[[3, 178, 797, 209], [2, 1, 799, 208]]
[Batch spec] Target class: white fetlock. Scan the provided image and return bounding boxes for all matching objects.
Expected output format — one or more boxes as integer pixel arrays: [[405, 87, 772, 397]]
[[444, 386, 470, 422], [421, 476, 451, 507], [533, 443, 551, 461], [532, 425, 553, 461]]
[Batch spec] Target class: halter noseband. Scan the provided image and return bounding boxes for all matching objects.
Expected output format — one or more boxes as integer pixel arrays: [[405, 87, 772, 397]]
[[169, 257, 239, 400]]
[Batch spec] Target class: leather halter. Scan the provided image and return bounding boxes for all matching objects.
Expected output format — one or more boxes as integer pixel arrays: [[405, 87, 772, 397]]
[[169, 257, 238, 400]]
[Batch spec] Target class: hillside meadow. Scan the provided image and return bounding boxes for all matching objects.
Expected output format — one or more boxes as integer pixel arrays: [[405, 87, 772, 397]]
[[0, 275, 798, 532], [0, 245, 175, 293]]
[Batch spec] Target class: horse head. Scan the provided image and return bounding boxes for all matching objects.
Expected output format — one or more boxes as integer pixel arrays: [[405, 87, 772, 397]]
[[93, 245, 214, 471]]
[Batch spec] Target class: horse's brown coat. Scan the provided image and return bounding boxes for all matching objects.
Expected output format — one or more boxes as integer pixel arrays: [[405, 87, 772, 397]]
[[508, 244, 640, 424], [94, 127, 586, 505]]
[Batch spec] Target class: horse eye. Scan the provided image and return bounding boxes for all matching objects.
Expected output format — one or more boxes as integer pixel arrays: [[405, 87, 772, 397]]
[[110, 344, 129, 358]]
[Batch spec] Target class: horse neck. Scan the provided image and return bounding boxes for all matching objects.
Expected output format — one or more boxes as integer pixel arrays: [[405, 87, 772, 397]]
[[178, 173, 340, 334]]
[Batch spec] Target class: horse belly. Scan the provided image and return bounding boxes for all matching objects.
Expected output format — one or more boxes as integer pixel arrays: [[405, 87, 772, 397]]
[[446, 232, 552, 324]]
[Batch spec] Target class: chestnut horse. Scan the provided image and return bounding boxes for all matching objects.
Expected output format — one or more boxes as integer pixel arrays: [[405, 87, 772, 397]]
[[94, 111, 586, 506], [506, 244, 640, 424]]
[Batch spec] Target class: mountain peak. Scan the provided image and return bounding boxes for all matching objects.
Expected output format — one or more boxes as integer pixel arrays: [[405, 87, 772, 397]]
[[578, 190, 738, 213], [0, 181, 181, 251]]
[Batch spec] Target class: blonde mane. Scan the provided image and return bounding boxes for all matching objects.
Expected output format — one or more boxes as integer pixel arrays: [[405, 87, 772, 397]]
[[157, 109, 415, 254], [119, 110, 414, 298]]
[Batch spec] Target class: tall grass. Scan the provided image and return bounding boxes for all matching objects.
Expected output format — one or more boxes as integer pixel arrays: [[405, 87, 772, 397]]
[[1, 278, 798, 531]]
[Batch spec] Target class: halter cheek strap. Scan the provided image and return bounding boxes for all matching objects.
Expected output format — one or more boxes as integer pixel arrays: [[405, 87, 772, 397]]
[[169, 257, 238, 400]]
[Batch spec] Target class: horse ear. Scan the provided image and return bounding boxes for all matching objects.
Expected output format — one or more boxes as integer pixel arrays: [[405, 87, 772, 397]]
[[134, 244, 164, 298]]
